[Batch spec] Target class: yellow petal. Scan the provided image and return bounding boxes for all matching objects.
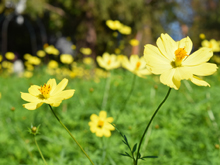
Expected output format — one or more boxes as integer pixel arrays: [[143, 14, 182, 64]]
[[183, 48, 213, 66], [47, 79, 57, 93], [99, 111, 107, 119], [106, 117, 114, 123], [90, 114, 99, 121], [28, 85, 41, 96], [185, 63, 217, 76], [21, 92, 41, 102], [50, 90, 75, 101], [160, 69, 179, 89], [50, 78, 68, 96], [50, 101, 61, 107], [190, 76, 210, 87], [22, 102, 43, 110], [156, 33, 177, 61], [177, 36, 193, 55], [103, 130, 111, 137]]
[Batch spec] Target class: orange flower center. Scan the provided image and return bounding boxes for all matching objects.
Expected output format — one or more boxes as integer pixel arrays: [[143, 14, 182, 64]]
[[39, 84, 51, 99], [107, 60, 111, 65], [174, 48, 188, 67], [135, 61, 141, 70], [209, 43, 213, 48], [97, 120, 104, 128]]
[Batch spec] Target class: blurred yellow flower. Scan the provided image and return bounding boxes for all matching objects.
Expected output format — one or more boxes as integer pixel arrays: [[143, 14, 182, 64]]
[[122, 55, 151, 78], [129, 39, 139, 46], [23, 71, 33, 78], [27, 56, 41, 65], [80, 48, 92, 55], [199, 33, 206, 40], [71, 44, 76, 50], [106, 20, 122, 30], [83, 57, 94, 65], [201, 39, 220, 52], [5, 52, 15, 60], [144, 33, 217, 90], [60, 54, 73, 64], [36, 50, 46, 57], [89, 111, 115, 137], [97, 52, 120, 70], [0, 55, 2, 62], [45, 45, 60, 55], [117, 55, 127, 65], [2, 61, 13, 69], [24, 53, 32, 60], [25, 63, 34, 71], [48, 60, 59, 69], [21, 78, 75, 110], [118, 25, 132, 35]]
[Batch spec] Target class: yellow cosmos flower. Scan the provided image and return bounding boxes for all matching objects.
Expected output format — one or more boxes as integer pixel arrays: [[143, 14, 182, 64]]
[[89, 111, 115, 137], [129, 39, 139, 46], [199, 33, 206, 40], [80, 48, 92, 55], [106, 20, 122, 30], [60, 54, 74, 64], [36, 50, 46, 57], [96, 52, 120, 70], [48, 60, 59, 69], [23, 71, 33, 78], [144, 33, 218, 90], [45, 45, 60, 55], [118, 25, 132, 35], [83, 57, 94, 65], [5, 52, 15, 60], [201, 39, 220, 52], [21, 78, 75, 110], [123, 55, 151, 78], [27, 56, 41, 65]]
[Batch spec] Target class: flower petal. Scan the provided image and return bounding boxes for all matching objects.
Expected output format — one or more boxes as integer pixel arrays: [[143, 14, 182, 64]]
[[177, 36, 193, 55], [190, 76, 210, 87], [22, 102, 43, 110], [184, 63, 217, 76], [21, 92, 41, 102], [156, 33, 177, 61], [50, 78, 68, 96], [47, 79, 57, 94], [99, 111, 107, 119], [28, 85, 41, 96], [183, 48, 213, 66], [160, 69, 179, 89], [144, 44, 172, 74], [90, 114, 99, 122]]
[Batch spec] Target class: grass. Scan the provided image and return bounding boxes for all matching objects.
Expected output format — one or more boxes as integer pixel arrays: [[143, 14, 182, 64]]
[[1, 67, 220, 165]]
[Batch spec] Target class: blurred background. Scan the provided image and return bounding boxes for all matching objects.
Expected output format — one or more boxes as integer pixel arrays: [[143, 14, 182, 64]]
[[0, 0, 220, 61]]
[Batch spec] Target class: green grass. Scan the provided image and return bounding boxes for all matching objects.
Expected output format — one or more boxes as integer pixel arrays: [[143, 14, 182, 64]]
[[1, 67, 220, 165]]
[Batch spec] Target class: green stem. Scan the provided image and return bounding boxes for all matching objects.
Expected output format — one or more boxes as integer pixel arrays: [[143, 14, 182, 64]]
[[135, 87, 172, 165], [34, 136, 47, 165], [49, 105, 95, 165], [101, 71, 112, 110], [114, 74, 136, 122]]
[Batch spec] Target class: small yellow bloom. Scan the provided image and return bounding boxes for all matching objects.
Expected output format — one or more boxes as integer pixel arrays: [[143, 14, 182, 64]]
[[80, 48, 92, 55], [24, 53, 32, 60], [83, 57, 94, 65], [45, 45, 60, 55], [122, 55, 151, 78], [48, 60, 59, 69], [0, 55, 2, 62], [71, 44, 76, 50], [96, 52, 120, 70], [5, 52, 15, 60], [60, 54, 73, 64], [118, 25, 132, 35], [2, 61, 13, 69], [201, 39, 220, 52], [27, 56, 41, 65], [106, 20, 122, 30], [23, 71, 33, 78], [36, 50, 46, 57], [89, 111, 115, 137], [144, 33, 218, 90], [199, 33, 206, 40], [129, 39, 139, 46], [21, 78, 75, 110]]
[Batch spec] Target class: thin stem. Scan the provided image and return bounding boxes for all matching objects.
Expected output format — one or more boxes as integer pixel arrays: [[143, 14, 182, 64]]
[[49, 105, 95, 165], [135, 87, 172, 165], [34, 136, 47, 165], [115, 74, 136, 122], [101, 71, 112, 110]]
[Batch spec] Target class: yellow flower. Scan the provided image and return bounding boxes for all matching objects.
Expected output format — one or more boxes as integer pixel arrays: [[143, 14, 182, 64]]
[[24, 53, 32, 60], [118, 25, 132, 35], [45, 45, 60, 55], [80, 48, 92, 55], [21, 78, 75, 110], [5, 52, 15, 60], [23, 71, 33, 78], [199, 33, 206, 40], [88, 111, 115, 137], [48, 60, 59, 69], [122, 55, 151, 78], [201, 39, 220, 52], [36, 50, 46, 57], [27, 56, 41, 65], [71, 44, 76, 50], [144, 33, 217, 90], [106, 20, 122, 30], [96, 52, 120, 70], [83, 57, 94, 65], [0, 55, 2, 62], [129, 39, 139, 46], [60, 54, 74, 64]]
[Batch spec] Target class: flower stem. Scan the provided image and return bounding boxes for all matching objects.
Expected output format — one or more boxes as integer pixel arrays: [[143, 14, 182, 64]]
[[101, 72, 112, 110], [34, 136, 47, 165], [114, 74, 136, 122], [48, 105, 95, 165], [134, 87, 172, 165]]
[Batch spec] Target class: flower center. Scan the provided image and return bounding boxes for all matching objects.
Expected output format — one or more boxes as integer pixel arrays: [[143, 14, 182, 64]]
[[107, 60, 111, 65], [173, 48, 188, 67], [209, 43, 213, 48], [97, 120, 104, 128], [135, 61, 141, 70], [39, 84, 51, 99]]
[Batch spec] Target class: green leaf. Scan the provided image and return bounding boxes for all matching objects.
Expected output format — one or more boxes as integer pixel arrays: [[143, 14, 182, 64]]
[[140, 156, 158, 160], [119, 152, 132, 158], [132, 143, 137, 154]]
